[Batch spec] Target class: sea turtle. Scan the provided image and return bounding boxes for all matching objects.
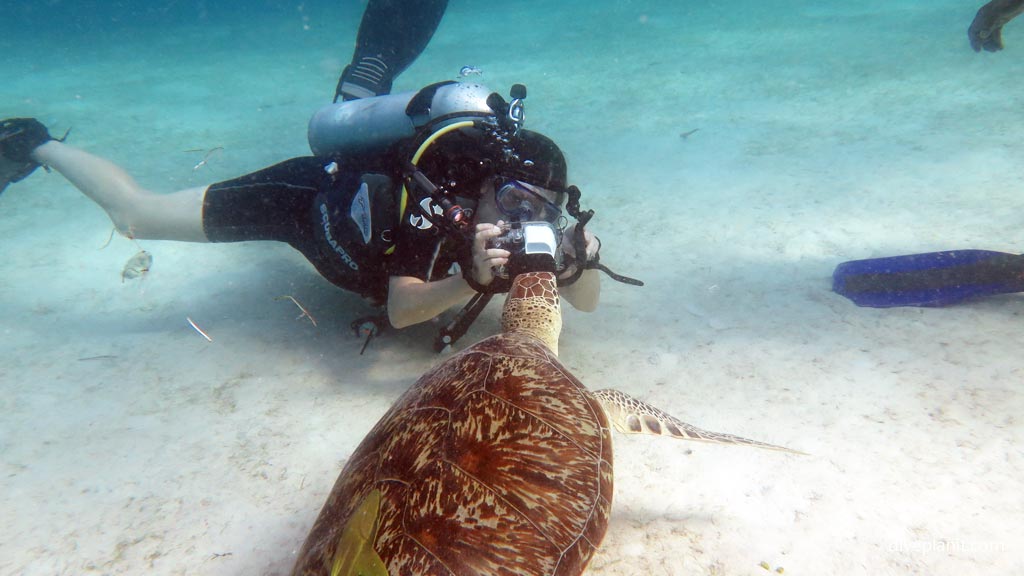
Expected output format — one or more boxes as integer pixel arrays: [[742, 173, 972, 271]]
[[291, 271, 797, 576]]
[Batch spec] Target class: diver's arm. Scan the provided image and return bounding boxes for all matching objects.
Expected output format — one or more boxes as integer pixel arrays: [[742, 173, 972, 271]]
[[969, 0, 1024, 52], [388, 262, 600, 328], [387, 223, 508, 329], [31, 140, 208, 241], [560, 269, 600, 312], [387, 274, 476, 329], [557, 224, 601, 312]]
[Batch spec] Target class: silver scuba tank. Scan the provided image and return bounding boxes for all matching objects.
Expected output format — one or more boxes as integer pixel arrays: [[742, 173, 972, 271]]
[[307, 82, 497, 159]]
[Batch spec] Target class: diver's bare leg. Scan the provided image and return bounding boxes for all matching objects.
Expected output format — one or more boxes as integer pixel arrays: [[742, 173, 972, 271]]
[[31, 140, 208, 242]]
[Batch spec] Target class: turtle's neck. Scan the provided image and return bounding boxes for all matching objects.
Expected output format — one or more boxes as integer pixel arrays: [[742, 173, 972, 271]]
[[501, 272, 562, 355]]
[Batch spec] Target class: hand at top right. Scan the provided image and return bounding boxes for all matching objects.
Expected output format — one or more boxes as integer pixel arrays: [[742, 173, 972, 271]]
[[968, 0, 1024, 52]]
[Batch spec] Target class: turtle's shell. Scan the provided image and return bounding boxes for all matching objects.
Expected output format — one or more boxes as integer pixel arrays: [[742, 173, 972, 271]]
[[292, 330, 613, 576]]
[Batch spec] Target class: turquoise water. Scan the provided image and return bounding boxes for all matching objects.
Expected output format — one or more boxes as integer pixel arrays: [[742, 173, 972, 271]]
[[2, 1, 1022, 574]]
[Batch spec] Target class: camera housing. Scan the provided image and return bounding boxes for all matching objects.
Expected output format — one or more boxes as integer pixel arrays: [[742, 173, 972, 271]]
[[487, 220, 561, 278]]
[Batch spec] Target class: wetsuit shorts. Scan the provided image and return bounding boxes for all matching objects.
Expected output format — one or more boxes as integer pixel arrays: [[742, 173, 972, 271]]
[[202, 156, 387, 303], [202, 157, 324, 244]]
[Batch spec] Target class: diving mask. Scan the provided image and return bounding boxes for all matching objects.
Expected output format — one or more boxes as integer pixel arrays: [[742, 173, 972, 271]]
[[494, 178, 562, 223]]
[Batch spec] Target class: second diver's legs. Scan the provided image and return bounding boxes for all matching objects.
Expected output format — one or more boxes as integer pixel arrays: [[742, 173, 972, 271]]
[[335, 0, 449, 101]]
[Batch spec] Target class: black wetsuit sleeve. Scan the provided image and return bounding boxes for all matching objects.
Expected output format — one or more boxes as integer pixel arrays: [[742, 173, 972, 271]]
[[387, 224, 445, 281], [336, 0, 449, 100]]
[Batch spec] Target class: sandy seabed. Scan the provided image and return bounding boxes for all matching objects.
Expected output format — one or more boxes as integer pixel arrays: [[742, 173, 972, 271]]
[[2, 1, 1022, 575]]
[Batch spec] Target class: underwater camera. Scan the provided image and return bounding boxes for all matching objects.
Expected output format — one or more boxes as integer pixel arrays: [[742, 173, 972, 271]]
[[487, 220, 562, 278]]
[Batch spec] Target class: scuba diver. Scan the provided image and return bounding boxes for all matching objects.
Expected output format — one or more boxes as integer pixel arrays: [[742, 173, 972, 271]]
[[0, 0, 626, 350], [969, 0, 1024, 51]]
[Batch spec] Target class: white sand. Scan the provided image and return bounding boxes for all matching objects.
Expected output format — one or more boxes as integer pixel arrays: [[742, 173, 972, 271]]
[[2, 1, 1022, 574]]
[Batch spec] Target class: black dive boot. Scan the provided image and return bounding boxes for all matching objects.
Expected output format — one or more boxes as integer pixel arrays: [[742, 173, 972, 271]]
[[0, 118, 54, 194], [333, 60, 394, 102]]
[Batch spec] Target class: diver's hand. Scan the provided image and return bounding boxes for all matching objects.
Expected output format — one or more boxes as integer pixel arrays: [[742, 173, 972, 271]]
[[970, 5, 1007, 51], [558, 223, 600, 279], [969, 0, 1024, 52], [471, 222, 509, 286]]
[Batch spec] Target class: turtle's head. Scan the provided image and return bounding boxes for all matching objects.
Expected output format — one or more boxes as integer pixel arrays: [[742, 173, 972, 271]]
[[501, 271, 561, 355]]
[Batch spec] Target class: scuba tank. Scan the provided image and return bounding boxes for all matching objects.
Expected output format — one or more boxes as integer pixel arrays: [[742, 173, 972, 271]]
[[307, 82, 497, 160]]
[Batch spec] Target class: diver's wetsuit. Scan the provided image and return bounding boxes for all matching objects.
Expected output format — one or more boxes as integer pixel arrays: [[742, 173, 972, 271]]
[[202, 0, 454, 304], [336, 0, 449, 100], [202, 157, 459, 305]]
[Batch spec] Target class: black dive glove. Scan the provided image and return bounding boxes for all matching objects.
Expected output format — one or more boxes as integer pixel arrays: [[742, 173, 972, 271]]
[[969, 0, 1024, 52], [1, 118, 53, 163], [0, 118, 54, 193]]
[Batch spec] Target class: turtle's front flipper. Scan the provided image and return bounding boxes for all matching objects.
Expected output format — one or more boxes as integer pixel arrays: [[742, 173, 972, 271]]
[[592, 389, 804, 455]]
